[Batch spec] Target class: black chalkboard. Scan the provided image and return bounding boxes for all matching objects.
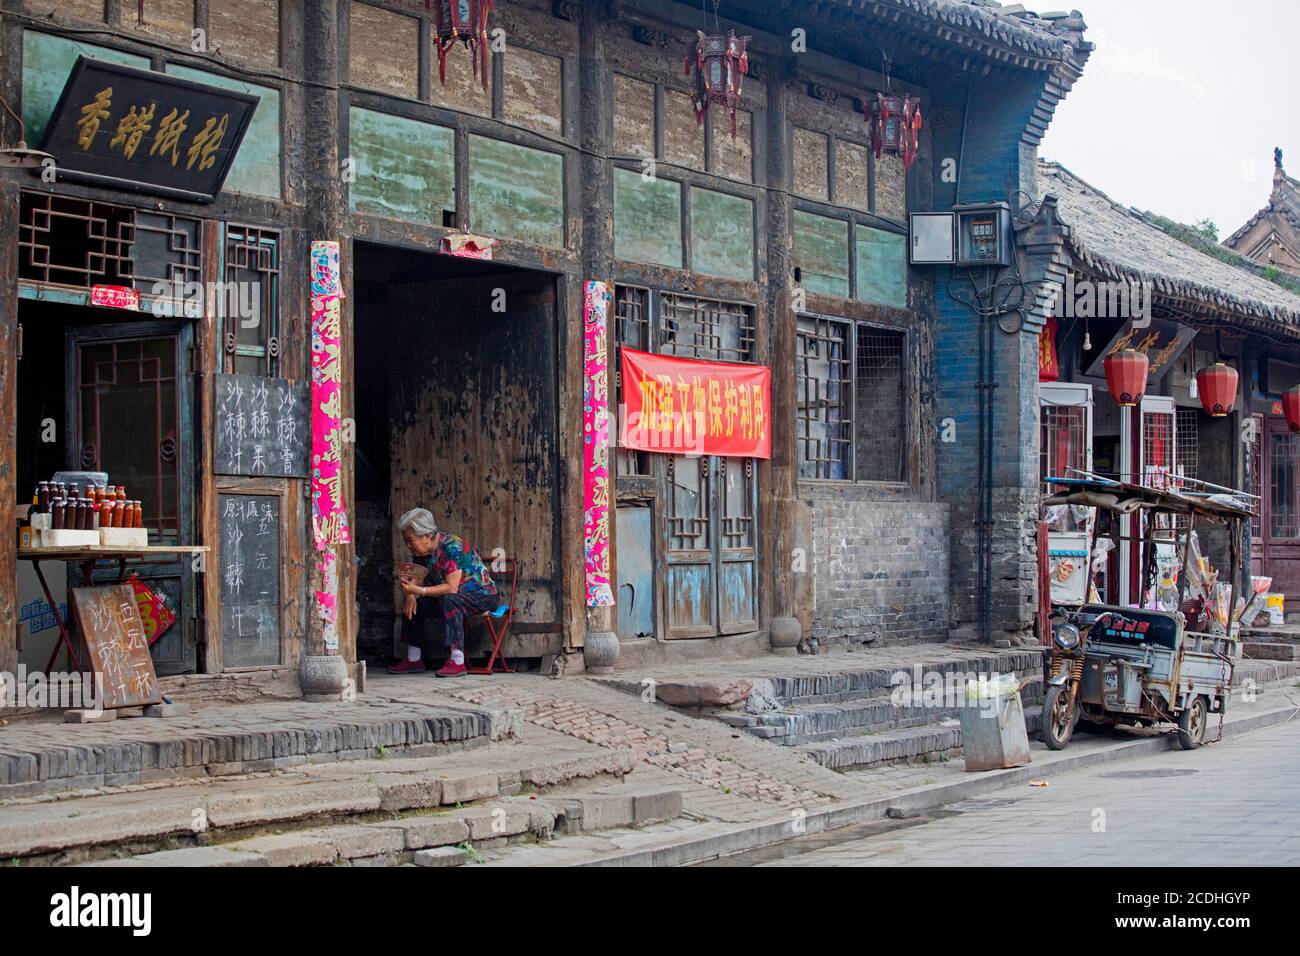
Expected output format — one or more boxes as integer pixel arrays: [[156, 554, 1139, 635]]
[[214, 374, 308, 478], [219, 493, 280, 667]]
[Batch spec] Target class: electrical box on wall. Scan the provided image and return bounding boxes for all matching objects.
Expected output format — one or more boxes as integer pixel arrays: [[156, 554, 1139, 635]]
[[953, 202, 1012, 267], [908, 212, 955, 264]]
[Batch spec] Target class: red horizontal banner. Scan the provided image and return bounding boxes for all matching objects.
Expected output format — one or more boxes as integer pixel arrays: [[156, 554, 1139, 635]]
[[619, 347, 771, 459]]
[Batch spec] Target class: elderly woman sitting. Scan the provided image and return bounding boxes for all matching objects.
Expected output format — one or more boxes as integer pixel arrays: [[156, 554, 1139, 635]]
[[388, 508, 500, 677]]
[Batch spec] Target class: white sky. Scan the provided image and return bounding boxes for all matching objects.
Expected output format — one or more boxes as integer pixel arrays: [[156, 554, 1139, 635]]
[[1034, 0, 1298, 238]]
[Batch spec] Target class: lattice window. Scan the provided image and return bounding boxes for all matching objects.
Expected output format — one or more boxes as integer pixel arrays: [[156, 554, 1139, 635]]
[[659, 293, 755, 363], [1175, 409, 1199, 483], [1143, 408, 1177, 537], [796, 317, 851, 480], [855, 328, 906, 482], [613, 284, 651, 477], [223, 225, 281, 376], [1172, 408, 1200, 533], [18, 192, 202, 295], [1271, 431, 1300, 540], [797, 319, 908, 482], [720, 457, 755, 549], [1040, 402, 1089, 492], [667, 455, 711, 551]]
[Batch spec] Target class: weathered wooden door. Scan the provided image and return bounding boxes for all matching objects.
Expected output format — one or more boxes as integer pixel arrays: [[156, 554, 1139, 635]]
[[663, 454, 757, 639], [66, 321, 197, 674], [1261, 416, 1300, 598]]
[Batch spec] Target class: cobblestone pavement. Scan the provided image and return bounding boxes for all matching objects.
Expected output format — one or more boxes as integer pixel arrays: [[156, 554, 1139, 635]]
[[742, 716, 1300, 867]]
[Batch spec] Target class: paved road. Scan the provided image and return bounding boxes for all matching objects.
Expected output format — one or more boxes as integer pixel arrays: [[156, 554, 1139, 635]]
[[746, 717, 1300, 867]]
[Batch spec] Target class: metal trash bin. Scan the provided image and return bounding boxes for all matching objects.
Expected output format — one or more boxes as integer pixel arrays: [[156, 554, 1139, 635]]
[[959, 675, 1032, 772]]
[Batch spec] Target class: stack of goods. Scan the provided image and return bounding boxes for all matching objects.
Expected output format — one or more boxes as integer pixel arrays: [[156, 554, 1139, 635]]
[[26, 481, 146, 548]]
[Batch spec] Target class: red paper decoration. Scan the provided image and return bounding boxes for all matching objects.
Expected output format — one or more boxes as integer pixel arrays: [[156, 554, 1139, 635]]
[[432, 0, 494, 92], [1195, 363, 1239, 417], [686, 30, 750, 138], [1104, 349, 1149, 407]]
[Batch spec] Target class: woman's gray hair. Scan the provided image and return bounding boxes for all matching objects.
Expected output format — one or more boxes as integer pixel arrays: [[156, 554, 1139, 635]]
[[397, 508, 438, 538]]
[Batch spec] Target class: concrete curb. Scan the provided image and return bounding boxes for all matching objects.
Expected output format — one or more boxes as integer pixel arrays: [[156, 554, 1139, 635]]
[[575, 697, 1300, 867]]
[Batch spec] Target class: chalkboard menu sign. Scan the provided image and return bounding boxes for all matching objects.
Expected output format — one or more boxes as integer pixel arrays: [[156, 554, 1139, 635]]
[[219, 494, 280, 667], [215, 374, 308, 478], [70, 585, 162, 709]]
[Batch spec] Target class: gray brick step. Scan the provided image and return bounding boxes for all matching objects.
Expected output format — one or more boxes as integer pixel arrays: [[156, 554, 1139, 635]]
[[743, 678, 1044, 746], [3, 745, 642, 863], [795, 709, 1044, 771], [760, 650, 1044, 706], [74, 785, 683, 868], [0, 701, 514, 800]]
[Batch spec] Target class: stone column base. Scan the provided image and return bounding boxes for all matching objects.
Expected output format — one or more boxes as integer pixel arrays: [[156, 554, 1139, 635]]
[[583, 631, 620, 674], [299, 654, 349, 703], [769, 616, 802, 651]]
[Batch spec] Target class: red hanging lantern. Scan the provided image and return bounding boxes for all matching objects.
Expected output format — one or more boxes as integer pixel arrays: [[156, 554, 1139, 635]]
[[865, 92, 922, 172], [1284, 384, 1300, 434], [1104, 349, 1149, 407], [431, 0, 494, 92], [1195, 363, 1239, 417], [686, 29, 750, 139]]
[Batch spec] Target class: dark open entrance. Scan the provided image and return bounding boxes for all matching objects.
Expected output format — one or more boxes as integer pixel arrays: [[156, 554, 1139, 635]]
[[352, 242, 563, 668], [16, 299, 197, 675]]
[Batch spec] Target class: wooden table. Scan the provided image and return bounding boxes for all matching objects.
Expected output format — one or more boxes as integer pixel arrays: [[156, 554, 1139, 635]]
[[18, 546, 209, 672]]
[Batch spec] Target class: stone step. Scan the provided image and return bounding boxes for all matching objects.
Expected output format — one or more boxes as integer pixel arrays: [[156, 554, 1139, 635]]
[[755, 650, 1043, 706], [591, 648, 1044, 711], [1243, 642, 1300, 662], [1, 743, 637, 862], [734, 678, 1045, 746], [0, 699, 516, 800], [795, 709, 1045, 771], [77, 785, 684, 868]]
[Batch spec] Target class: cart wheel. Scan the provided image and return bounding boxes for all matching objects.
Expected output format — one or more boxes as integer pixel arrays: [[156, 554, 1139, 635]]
[[1040, 684, 1076, 751], [1177, 696, 1207, 750]]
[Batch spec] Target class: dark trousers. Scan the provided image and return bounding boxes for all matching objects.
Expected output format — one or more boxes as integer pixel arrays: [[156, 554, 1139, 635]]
[[401, 590, 499, 656], [442, 589, 501, 650]]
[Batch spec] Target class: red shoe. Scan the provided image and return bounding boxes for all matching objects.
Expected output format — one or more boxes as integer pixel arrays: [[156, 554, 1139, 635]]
[[435, 660, 467, 678], [387, 658, 426, 674]]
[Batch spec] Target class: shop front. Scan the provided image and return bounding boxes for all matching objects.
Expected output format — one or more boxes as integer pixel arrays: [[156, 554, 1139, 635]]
[[1035, 160, 1300, 629], [2, 39, 310, 695]]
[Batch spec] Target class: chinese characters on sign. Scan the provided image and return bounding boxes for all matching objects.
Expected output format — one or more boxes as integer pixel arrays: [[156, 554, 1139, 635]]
[[39, 57, 258, 202], [619, 347, 772, 459], [214, 373, 309, 478], [90, 284, 140, 311], [70, 585, 161, 710]]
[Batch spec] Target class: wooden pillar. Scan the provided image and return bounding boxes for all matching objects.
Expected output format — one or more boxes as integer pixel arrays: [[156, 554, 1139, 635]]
[[0, 176, 17, 679], [578, 0, 617, 670], [763, 58, 801, 651], [299, 0, 355, 693]]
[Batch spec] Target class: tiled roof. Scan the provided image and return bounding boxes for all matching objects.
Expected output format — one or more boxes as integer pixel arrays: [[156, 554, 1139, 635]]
[[1224, 163, 1300, 248], [1038, 160, 1300, 331], [828, 0, 1091, 65]]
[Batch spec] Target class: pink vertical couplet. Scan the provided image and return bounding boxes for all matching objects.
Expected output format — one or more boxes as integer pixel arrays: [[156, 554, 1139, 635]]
[[582, 281, 614, 607], [314, 551, 339, 651], [310, 241, 351, 550]]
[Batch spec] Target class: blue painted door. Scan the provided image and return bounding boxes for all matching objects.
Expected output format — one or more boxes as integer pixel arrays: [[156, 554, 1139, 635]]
[[663, 454, 757, 638]]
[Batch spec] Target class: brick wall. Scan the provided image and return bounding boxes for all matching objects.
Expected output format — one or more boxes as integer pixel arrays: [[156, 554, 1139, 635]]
[[798, 497, 951, 647]]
